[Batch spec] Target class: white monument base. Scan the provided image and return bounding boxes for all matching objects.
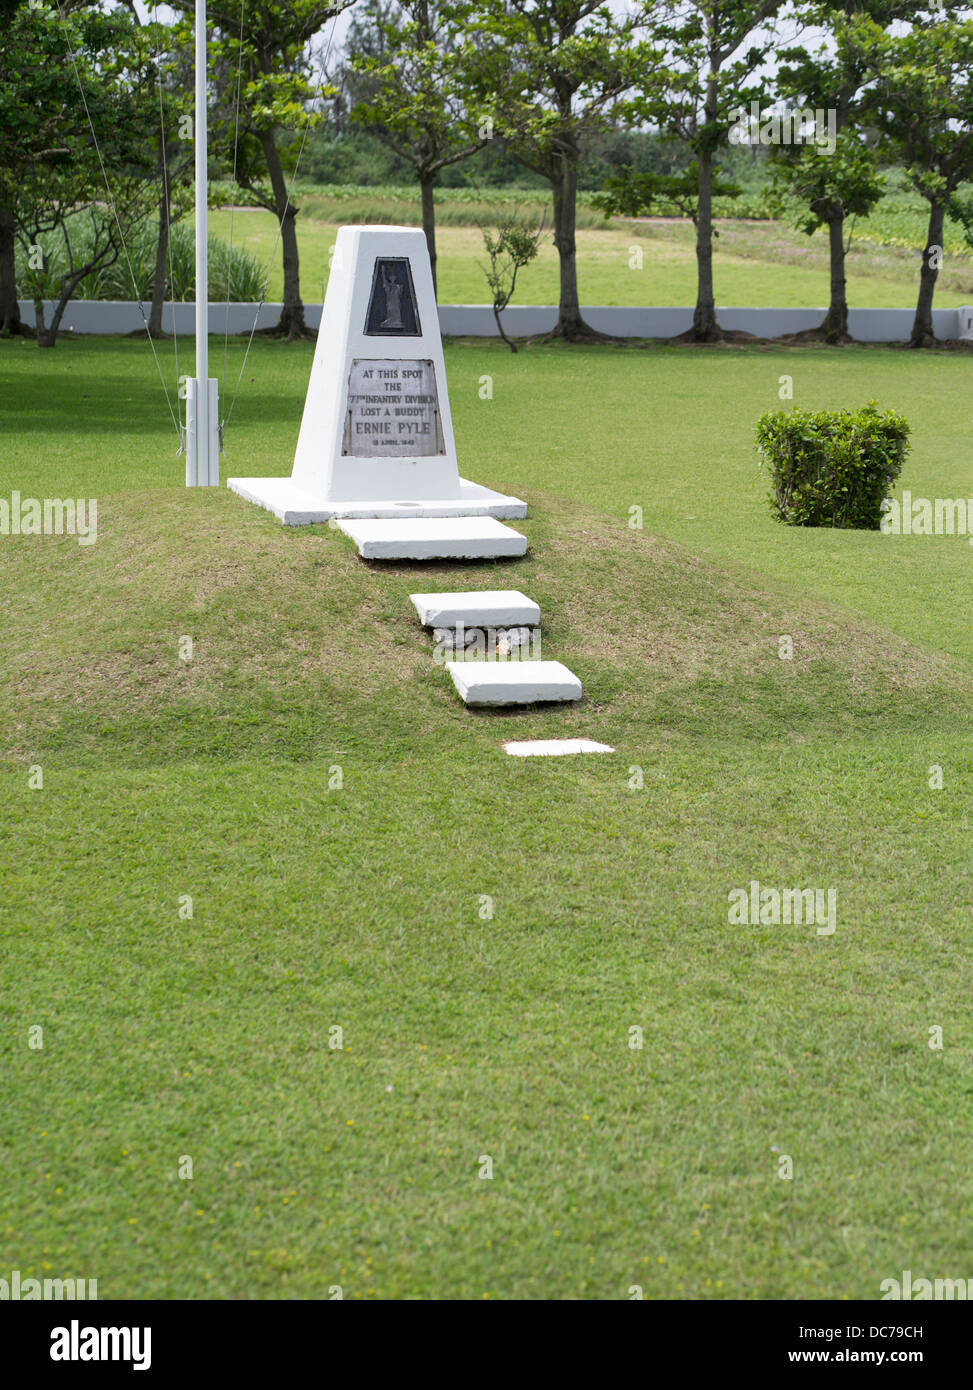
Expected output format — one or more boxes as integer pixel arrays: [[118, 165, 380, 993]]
[[226, 475, 526, 525]]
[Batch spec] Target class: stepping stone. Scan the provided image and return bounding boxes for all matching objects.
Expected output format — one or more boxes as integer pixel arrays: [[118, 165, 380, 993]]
[[446, 660, 582, 706], [410, 589, 540, 628], [504, 739, 614, 757], [336, 516, 526, 561]]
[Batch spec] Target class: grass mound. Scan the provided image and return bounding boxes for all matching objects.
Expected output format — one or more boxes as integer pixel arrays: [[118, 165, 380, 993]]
[[2, 487, 968, 768]]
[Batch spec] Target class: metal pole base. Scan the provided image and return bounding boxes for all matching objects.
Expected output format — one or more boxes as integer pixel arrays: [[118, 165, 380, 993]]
[[185, 377, 220, 487]]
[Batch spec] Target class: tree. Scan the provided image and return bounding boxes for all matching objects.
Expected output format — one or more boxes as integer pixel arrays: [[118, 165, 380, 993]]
[[612, 0, 784, 342], [0, 0, 99, 336], [129, 9, 196, 338], [472, 0, 662, 341], [767, 140, 883, 342], [347, 0, 492, 297], [765, 5, 895, 342], [18, 174, 156, 347], [0, 1, 157, 346], [478, 212, 544, 349], [594, 160, 741, 236], [870, 13, 973, 347], [147, 124, 195, 339], [171, 0, 351, 339]]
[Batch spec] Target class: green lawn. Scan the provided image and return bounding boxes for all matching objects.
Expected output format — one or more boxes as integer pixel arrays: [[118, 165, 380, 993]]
[[1, 336, 971, 1299], [206, 207, 973, 309]]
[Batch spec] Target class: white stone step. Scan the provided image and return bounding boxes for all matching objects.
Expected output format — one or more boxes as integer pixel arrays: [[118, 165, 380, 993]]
[[446, 660, 582, 706], [337, 516, 527, 561], [504, 739, 614, 757], [410, 589, 540, 628]]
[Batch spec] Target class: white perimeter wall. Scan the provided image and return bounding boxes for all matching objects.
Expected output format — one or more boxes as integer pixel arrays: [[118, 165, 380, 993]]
[[17, 300, 967, 342]]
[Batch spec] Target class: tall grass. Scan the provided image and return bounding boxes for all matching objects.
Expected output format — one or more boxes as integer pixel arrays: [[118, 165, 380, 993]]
[[209, 176, 973, 254], [211, 180, 773, 229], [16, 218, 265, 302]]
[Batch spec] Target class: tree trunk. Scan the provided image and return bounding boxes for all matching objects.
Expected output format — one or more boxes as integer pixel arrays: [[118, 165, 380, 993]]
[[692, 142, 719, 341], [46, 291, 74, 344], [259, 130, 308, 339], [34, 294, 51, 347], [420, 173, 437, 298], [0, 206, 25, 337], [492, 300, 517, 352], [691, 68, 721, 343], [149, 183, 170, 338], [38, 274, 84, 347], [551, 151, 591, 340], [820, 213, 849, 341], [910, 201, 944, 348]]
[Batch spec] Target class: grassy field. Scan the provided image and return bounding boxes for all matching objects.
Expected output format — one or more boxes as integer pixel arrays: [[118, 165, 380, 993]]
[[1, 336, 971, 1299], [203, 180, 973, 309]]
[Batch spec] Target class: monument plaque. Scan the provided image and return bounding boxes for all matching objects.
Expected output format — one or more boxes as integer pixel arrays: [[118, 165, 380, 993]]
[[342, 358, 443, 457]]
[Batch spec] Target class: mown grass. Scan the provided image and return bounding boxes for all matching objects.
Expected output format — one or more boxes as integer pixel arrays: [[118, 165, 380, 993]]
[[1, 337, 971, 1299]]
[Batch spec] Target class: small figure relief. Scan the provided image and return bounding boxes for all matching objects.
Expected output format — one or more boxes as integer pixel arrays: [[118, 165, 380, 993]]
[[364, 256, 420, 336]]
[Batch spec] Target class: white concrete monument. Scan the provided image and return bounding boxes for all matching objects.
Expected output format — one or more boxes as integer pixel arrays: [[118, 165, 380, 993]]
[[228, 225, 527, 524]]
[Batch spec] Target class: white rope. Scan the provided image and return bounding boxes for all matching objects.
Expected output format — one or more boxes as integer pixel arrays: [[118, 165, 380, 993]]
[[222, 15, 340, 435], [220, 0, 249, 450], [56, 3, 182, 441], [153, 2, 184, 452]]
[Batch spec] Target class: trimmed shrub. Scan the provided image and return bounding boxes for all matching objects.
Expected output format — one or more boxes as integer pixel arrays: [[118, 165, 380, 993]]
[[756, 402, 911, 529]]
